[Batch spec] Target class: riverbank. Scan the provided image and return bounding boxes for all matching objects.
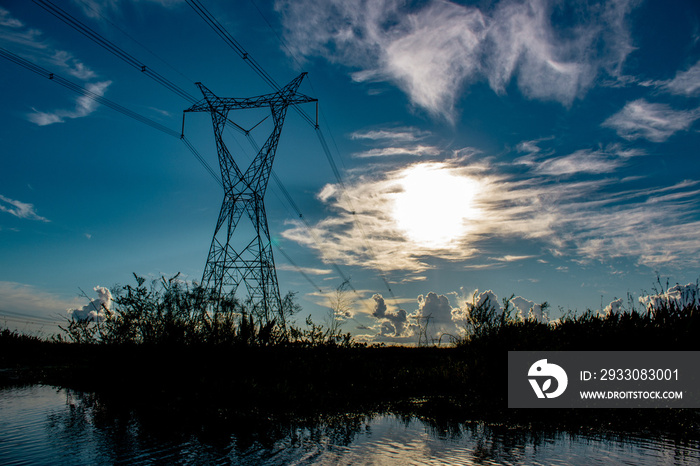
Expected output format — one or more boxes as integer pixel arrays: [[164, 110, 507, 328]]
[[2, 336, 699, 437]]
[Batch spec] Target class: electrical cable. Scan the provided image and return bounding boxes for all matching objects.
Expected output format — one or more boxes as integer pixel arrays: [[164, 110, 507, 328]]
[[33, 0, 198, 103], [189, 0, 396, 299]]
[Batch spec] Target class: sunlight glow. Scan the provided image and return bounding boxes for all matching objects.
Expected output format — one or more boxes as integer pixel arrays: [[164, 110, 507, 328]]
[[391, 163, 482, 248]]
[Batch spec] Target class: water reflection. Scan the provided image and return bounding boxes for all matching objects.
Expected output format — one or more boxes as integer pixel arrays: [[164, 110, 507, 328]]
[[1, 385, 699, 465]]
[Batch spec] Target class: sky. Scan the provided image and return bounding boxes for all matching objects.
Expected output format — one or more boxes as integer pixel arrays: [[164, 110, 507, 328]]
[[1, 0, 699, 343]]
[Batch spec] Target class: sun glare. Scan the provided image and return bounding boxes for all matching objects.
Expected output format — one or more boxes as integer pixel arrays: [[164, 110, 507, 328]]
[[391, 163, 482, 248]]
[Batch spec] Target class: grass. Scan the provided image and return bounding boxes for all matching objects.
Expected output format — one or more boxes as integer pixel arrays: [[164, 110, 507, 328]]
[[2, 275, 700, 435]]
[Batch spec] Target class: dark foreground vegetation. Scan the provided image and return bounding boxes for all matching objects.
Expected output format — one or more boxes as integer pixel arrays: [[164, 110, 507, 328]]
[[2, 275, 700, 437]]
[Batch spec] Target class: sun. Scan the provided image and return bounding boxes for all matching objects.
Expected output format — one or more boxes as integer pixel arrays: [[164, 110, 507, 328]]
[[391, 163, 481, 248]]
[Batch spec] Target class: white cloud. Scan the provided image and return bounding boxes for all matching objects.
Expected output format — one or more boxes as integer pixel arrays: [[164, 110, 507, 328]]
[[664, 60, 700, 97], [370, 293, 413, 337], [532, 149, 624, 176], [364, 291, 466, 342], [284, 154, 700, 273], [351, 126, 439, 158], [491, 255, 536, 262], [450, 289, 503, 334], [516, 137, 554, 155], [27, 80, 112, 126], [276, 263, 332, 275], [511, 296, 546, 322], [0, 7, 97, 81], [350, 127, 429, 142], [602, 99, 700, 142], [0, 194, 49, 222], [603, 297, 624, 315], [72, 0, 185, 19], [50, 50, 97, 80], [276, 0, 639, 119], [353, 145, 440, 158], [416, 292, 453, 323], [0, 281, 80, 315], [67, 286, 112, 322], [639, 283, 700, 313], [604, 282, 700, 316], [1, 6, 109, 126]]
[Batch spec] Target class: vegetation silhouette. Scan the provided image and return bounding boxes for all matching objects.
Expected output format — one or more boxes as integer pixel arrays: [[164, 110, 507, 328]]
[[2, 275, 700, 434]]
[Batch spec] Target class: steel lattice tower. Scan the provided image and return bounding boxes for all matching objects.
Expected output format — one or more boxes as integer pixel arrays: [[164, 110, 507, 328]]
[[184, 73, 316, 317]]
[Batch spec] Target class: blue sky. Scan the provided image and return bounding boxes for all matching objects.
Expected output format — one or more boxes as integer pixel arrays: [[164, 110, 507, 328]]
[[1, 0, 699, 342]]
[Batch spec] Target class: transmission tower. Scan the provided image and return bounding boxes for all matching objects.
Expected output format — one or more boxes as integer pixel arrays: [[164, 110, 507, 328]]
[[183, 73, 316, 317]]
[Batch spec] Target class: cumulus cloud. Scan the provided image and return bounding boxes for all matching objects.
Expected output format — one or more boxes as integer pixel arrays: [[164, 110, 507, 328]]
[[364, 291, 466, 342], [639, 283, 700, 314], [0, 194, 49, 222], [450, 290, 502, 335], [603, 297, 624, 315], [363, 289, 551, 343], [27, 81, 112, 126], [511, 296, 546, 322], [602, 99, 700, 142], [371, 293, 411, 337], [67, 286, 112, 322], [276, 0, 639, 119]]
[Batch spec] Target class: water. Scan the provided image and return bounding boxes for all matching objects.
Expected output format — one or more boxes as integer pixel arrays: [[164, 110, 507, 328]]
[[2, 385, 699, 465]]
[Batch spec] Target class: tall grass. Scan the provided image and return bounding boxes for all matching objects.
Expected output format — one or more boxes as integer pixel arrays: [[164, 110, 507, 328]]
[[49, 275, 700, 351], [59, 274, 357, 347], [455, 292, 700, 351]]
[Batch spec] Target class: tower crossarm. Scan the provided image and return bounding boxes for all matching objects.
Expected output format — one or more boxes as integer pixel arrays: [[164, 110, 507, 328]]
[[182, 72, 316, 313], [185, 74, 316, 114]]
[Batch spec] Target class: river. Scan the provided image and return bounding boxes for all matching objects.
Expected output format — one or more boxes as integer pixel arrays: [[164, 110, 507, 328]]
[[1, 385, 699, 465]]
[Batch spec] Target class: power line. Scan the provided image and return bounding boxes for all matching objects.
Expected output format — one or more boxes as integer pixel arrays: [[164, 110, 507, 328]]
[[18, 2, 360, 300], [228, 126, 355, 291], [34, 0, 325, 250], [0, 309, 65, 324], [0, 46, 221, 185], [72, 0, 197, 85], [0, 315, 64, 327], [1, 48, 328, 300], [188, 0, 395, 300], [185, 0, 345, 186], [32, 0, 198, 103]]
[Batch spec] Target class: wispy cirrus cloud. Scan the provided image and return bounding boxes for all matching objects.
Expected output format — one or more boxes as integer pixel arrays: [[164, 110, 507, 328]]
[[602, 99, 700, 142], [350, 127, 430, 142], [283, 154, 700, 274], [71, 0, 185, 19], [276, 0, 640, 120], [0, 7, 96, 80], [351, 126, 439, 158], [663, 60, 700, 97], [275, 264, 333, 275], [27, 80, 112, 126], [0, 6, 110, 126], [0, 194, 49, 222], [353, 145, 441, 158], [515, 144, 644, 176], [0, 281, 81, 322]]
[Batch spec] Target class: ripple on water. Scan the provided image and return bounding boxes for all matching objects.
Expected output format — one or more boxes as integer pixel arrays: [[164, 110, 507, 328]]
[[1, 385, 699, 465]]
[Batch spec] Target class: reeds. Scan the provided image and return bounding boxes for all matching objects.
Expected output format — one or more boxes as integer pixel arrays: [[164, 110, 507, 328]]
[[58, 273, 357, 347]]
